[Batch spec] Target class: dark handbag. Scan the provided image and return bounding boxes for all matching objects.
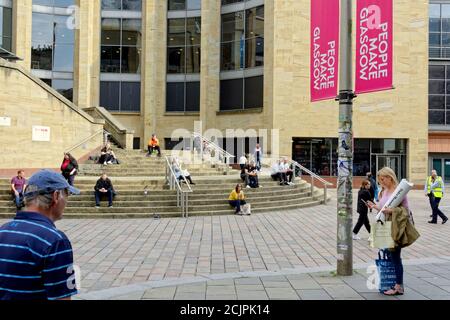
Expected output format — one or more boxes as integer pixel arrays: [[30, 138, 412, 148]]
[[375, 249, 397, 293]]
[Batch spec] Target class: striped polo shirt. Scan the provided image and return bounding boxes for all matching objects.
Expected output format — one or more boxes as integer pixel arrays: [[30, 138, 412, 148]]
[[0, 212, 78, 300]]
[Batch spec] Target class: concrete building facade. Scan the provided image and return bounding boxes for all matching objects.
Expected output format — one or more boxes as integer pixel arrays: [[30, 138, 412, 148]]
[[0, 0, 429, 185]]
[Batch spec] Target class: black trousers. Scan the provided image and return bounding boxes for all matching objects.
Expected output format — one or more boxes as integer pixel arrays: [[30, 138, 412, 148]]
[[429, 194, 448, 222], [353, 211, 371, 234], [148, 145, 161, 155]]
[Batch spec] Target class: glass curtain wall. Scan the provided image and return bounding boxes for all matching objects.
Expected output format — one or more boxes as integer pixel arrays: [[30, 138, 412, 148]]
[[0, 1, 12, 52], [166, 0, 201, 112], [100, 0, 142, 112], [292, 138, 407, 179], [31, 0, 75, 101], [220, 1, 264, 111]]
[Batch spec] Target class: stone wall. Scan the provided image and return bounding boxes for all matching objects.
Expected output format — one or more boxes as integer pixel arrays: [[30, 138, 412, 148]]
[[0, 59, 104, 175]]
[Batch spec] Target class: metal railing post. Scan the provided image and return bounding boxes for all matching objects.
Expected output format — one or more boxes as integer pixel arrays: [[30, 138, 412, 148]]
[[311, 176, 314, 196], [324, 185, 328, 204], [185, 193, 188, 218]]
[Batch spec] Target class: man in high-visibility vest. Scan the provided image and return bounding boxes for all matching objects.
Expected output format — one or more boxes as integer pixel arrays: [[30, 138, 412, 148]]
[[425, 170, 448, 224]]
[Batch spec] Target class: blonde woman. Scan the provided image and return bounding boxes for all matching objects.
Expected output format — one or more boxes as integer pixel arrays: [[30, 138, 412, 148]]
[[367, 167, 409, 296]]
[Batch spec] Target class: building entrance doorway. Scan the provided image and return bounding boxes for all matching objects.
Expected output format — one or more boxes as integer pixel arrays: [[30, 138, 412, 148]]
[[376, 156, 401, 179]]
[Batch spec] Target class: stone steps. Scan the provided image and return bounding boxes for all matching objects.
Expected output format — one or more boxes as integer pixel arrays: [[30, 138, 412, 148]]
[[0, 199, 325, 219]]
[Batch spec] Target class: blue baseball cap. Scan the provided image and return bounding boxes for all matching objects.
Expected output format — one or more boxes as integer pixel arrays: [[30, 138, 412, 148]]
[[24, 169, 80, 197]]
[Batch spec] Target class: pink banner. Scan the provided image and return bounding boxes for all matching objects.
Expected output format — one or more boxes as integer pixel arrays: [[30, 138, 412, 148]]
[[310, 0, 340, 102], [355, 0, 393, 94]]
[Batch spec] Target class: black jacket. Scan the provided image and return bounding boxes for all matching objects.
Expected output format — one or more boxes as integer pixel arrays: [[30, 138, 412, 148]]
[[368, 177, 377, 200], [61, 158, 78, 176], [94, 178, 114, 192], [357, 189, 372, 215]]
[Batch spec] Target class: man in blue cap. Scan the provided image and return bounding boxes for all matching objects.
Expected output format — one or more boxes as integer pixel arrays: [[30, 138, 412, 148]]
[[0, 169, 80, 300]]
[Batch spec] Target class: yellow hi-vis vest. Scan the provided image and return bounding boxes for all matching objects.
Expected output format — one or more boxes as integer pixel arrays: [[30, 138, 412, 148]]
[[427, 176, 444, 198]]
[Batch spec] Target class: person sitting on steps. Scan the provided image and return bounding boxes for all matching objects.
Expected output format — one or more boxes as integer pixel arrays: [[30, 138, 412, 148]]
[[247, 161, 260, 188], [171, 158, 195, 185], [94, 173, 115, 208], [147, 134, 161, 157], [228, 184, 249, 215], [98, 142, 118, 165], [280, 158, 294, 185]]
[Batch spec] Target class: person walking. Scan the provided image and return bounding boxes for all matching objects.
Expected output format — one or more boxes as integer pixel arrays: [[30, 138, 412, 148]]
[[0, 169, 80, 300], [60, 153, 78, 186], [239, 154, 247, 171], [367, 167, 411, 296], [425, 170, 448, 224], [367, 172, 378, 202], [352, 180, 372, 240], [10, 170, 27, 210], [228, 184, 247, 215], [253, 144, 262, 171]]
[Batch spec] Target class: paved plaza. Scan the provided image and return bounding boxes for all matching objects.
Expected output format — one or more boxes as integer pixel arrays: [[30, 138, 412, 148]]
[[1, 189, 449, 300]]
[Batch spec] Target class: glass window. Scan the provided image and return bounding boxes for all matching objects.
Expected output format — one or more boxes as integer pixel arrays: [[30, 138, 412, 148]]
[[430, 80, 445, 95], [221, 41, 243, 70], [167, 47, 185, 73], [53, 44, 74, 72], [187, 0, 201, 10], [101, 46, 121, 72], [221, 11, 245, 43], [429, 95, 445, 110], [102, 0, 121, 10], [101, 18, 121, 45], [31, 42, 53, 70], [166, 82, 185, 112], [353, 139, 371, 177], [120, 82, 141, 111], [169, 0, 185, 11], [53, 79, 73, 101], [121, 46, 140, 73], [53, 0, 75, 7], [429, 65, 445, 79], [122, 19, 141, 46], [222, 0, 244, 5], [245, 37, 264, 68], [100, 17, 141, 74], [429, 110, 445, 125], [220, 78, 243, 110], [186, 45, 200, 73], [100, 81, 120, 111], [0, 6, 13, 51], [244, 76, 263, 109], [430, 4, 441, 18], [185, 81, 200, 111], [122, 0, 141, 11], [186, 17, 201, 46], [292, 139, 312, 173], [246, 6, 264, 39], [168, 19, 186, 46]]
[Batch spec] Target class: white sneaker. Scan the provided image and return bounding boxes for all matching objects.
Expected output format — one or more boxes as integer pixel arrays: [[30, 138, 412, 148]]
[[352, 233, 361, 240], [103, 162, 107, 166], [107, 161, 113, 164], [246, 185, 251, 189]]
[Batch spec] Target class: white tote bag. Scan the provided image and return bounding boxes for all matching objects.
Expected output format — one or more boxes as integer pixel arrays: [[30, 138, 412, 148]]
[[242, 203, 251, 215]]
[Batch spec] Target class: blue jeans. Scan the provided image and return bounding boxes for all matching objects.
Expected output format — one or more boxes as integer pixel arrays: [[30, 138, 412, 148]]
[[229, 200, 246, 213], [389, 247, 403, 286], [13, 192, 23, 209], [95, 190, 113, 206]]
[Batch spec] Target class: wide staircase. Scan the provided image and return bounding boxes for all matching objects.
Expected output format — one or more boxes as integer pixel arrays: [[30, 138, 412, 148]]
[[0, 147, 330, 219]]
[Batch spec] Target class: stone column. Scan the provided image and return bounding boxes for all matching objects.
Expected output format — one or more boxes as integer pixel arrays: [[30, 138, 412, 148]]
[[141, 0, 167, 148], [73, 0, 100, 108], [199, 0, 221, 132], [12, 0, 32, 70], [263, 0, 274, 156]]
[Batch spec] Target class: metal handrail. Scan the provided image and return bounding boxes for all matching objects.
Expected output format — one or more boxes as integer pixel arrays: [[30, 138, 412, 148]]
[[192, 132, 235, 173], [64, 129, 106, 154], [289, 160, 332, 204], [164, 155, 192, 218]]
